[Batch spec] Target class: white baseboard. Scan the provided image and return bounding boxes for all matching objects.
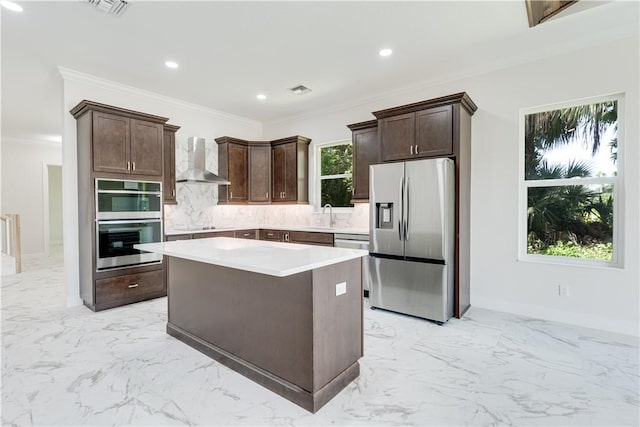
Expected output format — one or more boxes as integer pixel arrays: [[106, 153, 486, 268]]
[[66, 295, 84, 308], [472, 296, 639, 337]]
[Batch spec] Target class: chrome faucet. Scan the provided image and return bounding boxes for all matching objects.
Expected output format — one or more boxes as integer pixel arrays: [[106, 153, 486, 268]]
[[322, 203, 335, 228]]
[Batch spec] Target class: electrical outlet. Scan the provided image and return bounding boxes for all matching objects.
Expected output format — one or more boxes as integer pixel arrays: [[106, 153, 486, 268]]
[[558, 284, 571, 297], [336, 282, 346, 296]]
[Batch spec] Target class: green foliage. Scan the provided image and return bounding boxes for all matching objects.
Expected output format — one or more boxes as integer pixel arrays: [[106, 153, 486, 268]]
[[528, 240, 613, 261], [321, 144, 352, 175], [524, 100, 617, 260], [321, 178, 353, 208], [320, 144, 353, 208]]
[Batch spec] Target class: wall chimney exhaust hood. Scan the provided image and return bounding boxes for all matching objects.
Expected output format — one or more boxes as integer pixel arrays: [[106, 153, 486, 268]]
[[176, 137, 230, 185]]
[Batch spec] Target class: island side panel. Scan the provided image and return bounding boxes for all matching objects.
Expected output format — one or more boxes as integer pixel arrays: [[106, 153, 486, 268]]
[[168, 257, 314, 392], [311, 257, 363, 392]]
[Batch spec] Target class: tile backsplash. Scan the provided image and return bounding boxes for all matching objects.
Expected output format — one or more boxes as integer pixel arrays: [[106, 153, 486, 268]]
[[166, 136, 369, 231], [164, 196, 369, 231]]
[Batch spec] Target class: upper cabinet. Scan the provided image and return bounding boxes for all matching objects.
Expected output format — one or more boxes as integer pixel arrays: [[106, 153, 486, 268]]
[[163, 124, 180, 205], [248, 143, 271, 204], [347, 120, 378, 202], [373, 93, 475, 162], [271, 136, 310, 204], [216, 135, 310, 205], [70, 100, 168, 177], [216, 137, 248, 204]]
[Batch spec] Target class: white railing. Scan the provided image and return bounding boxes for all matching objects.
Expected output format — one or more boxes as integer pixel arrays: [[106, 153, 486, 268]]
[[1, 214, 21, 274]]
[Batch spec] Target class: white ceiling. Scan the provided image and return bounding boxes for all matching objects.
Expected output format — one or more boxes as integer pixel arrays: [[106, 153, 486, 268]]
[[1, 1, 638, 141]]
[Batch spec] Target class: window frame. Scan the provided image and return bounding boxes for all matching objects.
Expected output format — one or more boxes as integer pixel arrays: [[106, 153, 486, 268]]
[[313, 139, 354, 212], [518, 93, 624, 268]]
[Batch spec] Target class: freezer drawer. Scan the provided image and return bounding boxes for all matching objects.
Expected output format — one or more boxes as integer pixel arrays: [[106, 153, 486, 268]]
[[368, 257, 453, 322]]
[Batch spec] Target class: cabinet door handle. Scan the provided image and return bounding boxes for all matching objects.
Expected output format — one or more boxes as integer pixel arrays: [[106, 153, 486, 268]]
[[266, 192, 268, 199], [230, 191, 233, 199], [410, 145, 414, 155], [284, 233, 289, 242], [415, 145, 419, 154], [132, 162, 136, 171], [127, 161, 131, 170], [128, 283, 139, 288]]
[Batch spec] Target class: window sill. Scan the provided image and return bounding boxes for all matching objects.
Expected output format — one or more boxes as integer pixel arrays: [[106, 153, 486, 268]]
[[517, 254, 623, 270]]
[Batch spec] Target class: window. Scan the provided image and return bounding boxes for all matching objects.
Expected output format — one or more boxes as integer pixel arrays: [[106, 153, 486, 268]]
[[316, 141, 353, 209], [520, 95, 622, 266]]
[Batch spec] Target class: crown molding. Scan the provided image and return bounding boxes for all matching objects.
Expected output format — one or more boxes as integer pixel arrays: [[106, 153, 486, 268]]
[[1, 135, 62, 147], [263, 26, 638, 128], [57, 66, 261, 128]]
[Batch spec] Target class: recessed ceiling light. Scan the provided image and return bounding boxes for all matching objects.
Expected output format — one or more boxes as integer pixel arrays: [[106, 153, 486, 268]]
[[0, 1, 23, 12], [379, 48, 393, 57], [256, 94, 267, 100], [165, 61, 179, 69]]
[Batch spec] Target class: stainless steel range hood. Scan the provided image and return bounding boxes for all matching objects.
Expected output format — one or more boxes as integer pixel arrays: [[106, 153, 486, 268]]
[[176, 137, 230, 185]]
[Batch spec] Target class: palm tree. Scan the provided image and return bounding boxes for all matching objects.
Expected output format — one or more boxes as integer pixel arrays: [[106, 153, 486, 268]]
[[525, 101, 617, 250]]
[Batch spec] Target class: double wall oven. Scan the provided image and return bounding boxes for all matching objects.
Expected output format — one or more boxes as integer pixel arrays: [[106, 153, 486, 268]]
[[95, 179, 163, 270]]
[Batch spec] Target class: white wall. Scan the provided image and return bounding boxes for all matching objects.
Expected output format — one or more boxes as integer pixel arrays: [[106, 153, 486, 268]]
[[0, 139, 62, 254], [47, 164, 63, 247], [263, 36, 640, 336], [60, 69, 262, 306]]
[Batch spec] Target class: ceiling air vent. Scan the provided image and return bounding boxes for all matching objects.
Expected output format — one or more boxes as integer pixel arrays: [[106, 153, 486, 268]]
[[289, 85, 312, 95], [87, 0, 128, 16]]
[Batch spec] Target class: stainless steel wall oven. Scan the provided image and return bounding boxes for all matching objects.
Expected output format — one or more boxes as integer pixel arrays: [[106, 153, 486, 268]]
[[95, 179, 163, 270]]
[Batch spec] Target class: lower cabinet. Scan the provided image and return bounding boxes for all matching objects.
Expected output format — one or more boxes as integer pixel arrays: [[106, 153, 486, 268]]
[[259, 229, 283, 241], [235, 229, 257, 239], [95, 269, 165, 311], [288, 231, 334, 247], [258, 229, 333, 246], [193, 231, 235, 239]]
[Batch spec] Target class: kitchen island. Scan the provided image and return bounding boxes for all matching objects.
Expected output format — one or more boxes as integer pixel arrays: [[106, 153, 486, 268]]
[[135, 237, 367, 412]]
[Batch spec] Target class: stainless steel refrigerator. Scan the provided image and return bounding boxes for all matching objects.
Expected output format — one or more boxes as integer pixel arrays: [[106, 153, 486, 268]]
[[367, 158, 455, 323]]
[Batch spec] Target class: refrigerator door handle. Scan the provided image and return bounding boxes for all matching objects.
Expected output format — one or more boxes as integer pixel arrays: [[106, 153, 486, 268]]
[[404, 177, 410, 241], [398, 177, 404, 240]]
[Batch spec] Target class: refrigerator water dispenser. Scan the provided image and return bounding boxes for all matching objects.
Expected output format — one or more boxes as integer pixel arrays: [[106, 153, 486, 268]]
[[375, 203, 393, 229]]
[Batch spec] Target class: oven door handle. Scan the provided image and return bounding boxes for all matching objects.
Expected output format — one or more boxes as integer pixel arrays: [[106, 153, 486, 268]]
[[96, 190, 162, 195], [96, 219, 162, 225]]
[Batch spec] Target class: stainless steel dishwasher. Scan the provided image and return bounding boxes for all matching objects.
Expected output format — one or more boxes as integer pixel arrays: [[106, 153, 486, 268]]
[[334, 233, 371, 297]]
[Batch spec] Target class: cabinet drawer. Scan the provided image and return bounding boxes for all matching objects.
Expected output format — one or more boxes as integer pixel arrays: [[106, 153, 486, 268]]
[[235, 229, 257, 239], [193, 231, 235, 239], [288, 231, 334, 246], [165, 234, 192, 241], [259, 229, 282, 241], [95, 269, 165, 307]]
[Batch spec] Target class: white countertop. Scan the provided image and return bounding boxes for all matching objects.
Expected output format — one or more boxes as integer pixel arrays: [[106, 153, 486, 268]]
[[135, 237, 368, 277], [164, 225, 369, 236]]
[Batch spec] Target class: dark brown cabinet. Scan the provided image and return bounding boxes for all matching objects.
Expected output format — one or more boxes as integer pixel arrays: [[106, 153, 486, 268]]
[[163, 124, 180, 204], [193, 230, 235, 239], [415, 105, 453, 158], [92, 111, 130, 174], [271, 136, 310, 203], [70, 100, 170, 312], [216, 137, 248, 204], [91, 112, 163, 176], [259, 229, 282, 241], [95, 269, 165, 311], [378, 104, 453, 162], [347, 120, 378, 202], [235, 229, 257, 239], [288, 231, 334, 247], [217, 135, 310, 206], [248, 144, 271, 203], [371, 92, 477, 318]]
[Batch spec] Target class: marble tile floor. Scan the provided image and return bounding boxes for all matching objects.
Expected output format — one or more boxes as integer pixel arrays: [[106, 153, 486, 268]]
[[1, 254, 638, 426]]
